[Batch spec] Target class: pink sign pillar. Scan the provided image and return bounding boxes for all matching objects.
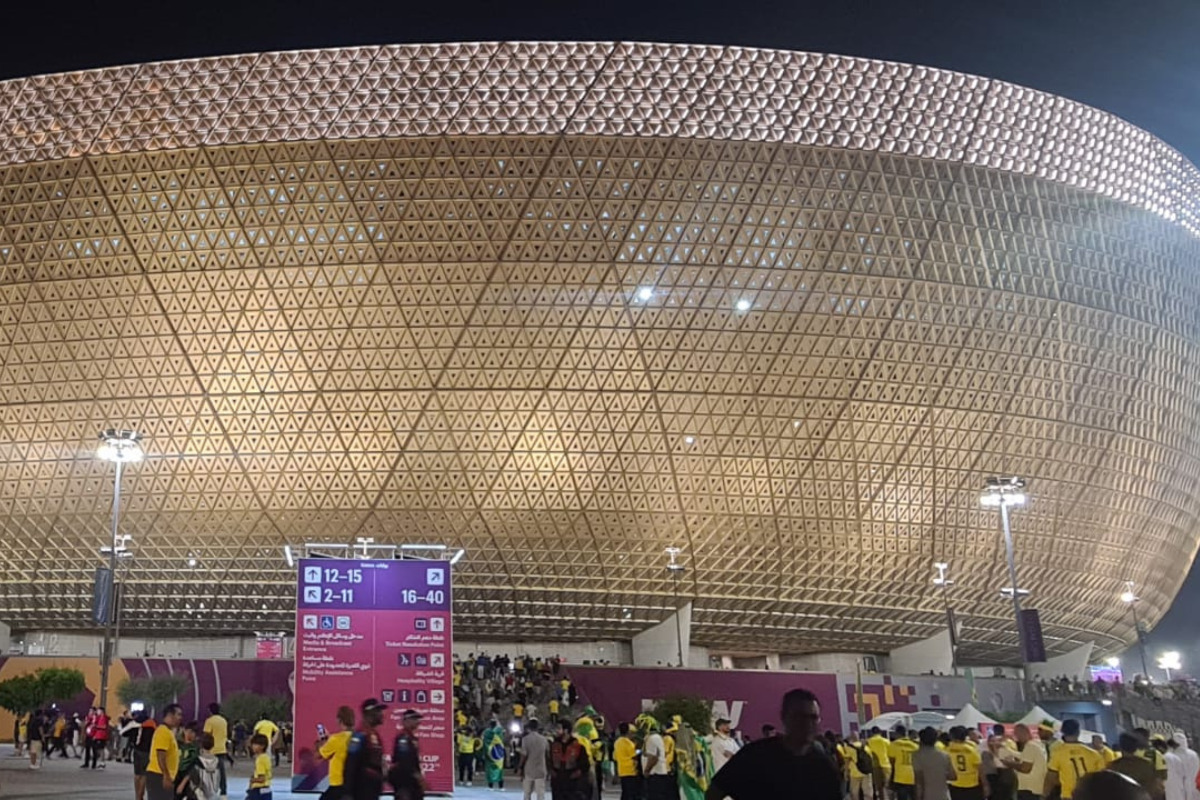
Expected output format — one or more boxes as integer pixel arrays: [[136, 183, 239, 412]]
[[292, 559, 454, 793]]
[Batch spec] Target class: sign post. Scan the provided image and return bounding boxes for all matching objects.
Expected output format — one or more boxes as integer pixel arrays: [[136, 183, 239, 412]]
[[293, 558, 453, 793]]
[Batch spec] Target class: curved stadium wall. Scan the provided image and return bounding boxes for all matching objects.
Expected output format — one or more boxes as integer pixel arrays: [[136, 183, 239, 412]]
[[0, 42, 1197, 663]]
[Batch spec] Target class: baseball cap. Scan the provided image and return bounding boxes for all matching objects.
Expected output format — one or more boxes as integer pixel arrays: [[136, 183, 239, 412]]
[[361, 698, 388, 713], [402, 709, 423, 721]]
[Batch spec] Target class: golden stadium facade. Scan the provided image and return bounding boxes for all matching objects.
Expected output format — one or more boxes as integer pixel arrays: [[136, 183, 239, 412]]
[[0, 42, 1198, 663]]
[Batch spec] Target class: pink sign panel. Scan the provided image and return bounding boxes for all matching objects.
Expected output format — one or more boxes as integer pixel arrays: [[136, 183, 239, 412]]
[[567, 666, 842, 736], [292, 559, 453, 793], [255, 636, 283, 659]]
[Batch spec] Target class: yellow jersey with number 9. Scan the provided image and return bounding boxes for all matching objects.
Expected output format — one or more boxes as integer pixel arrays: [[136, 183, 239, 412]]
[[948, 742, 982, 788]]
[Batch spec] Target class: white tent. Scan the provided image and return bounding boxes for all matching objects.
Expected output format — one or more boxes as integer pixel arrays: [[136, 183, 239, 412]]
[[951, 703, 1000, 728], [1016, 706, 1059, 727], [862, 711, 953, 732]]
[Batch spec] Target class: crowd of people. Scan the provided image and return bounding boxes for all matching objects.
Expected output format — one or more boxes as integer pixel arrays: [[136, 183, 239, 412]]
[[13, 675, 1200, 800], [1033, 675, 1200, 707], [706, 691, 1200, 800], [9, 700, 294, 800]]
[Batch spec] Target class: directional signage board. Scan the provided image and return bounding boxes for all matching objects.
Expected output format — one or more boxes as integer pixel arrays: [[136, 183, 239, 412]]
[[292, 558, 453, 793]]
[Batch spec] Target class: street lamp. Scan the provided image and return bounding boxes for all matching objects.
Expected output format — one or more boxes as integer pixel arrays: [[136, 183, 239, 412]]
[[1121, 582, 1152, 680], [933, 562, 958, 674], [97, 429, 143, 714], [1157, 651, 1181, 681], [980, 477, 1028, 664], [665, 547, 686, 668]]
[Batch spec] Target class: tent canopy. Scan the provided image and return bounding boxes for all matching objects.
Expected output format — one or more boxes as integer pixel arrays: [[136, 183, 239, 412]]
[[1016, 706, 1059, 727], [951, 703, 1000, 728]]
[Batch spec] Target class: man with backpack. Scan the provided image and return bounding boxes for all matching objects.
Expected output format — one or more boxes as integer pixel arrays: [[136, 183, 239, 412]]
[[847, 732, 877, 800]]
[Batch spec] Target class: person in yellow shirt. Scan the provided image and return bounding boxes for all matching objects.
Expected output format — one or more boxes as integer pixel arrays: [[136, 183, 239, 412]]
[[146, 703, 183, 800], [548, 698, 560, 723], [846, 733, 876, 800], [315, 705, 354, 797], [252, 715, 281, 766], [202, 703, 230, 798], [248, 733, 273, 799], [614, 723, 639, 799], [948, 726, 985, 800], [1046, 720, 1105, 800], [867, 728, 892, 800], [1134, 728, 1169, 785], [513, 701, 525, 720], [1091, 735, 1116, 766], [889, 725, 920, 800], [456, 725, 477, 785]]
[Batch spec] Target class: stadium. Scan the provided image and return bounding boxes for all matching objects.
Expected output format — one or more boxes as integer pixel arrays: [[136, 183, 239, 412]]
[[0, 41, 1198, 665]]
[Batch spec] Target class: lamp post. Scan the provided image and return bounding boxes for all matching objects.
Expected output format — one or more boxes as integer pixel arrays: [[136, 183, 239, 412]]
[[980, 477, 1028, 664], [933, 562, 958, 675], [1120, 582, 1152, 681], [1157, 651, 1181, 682], [665, 547, 686, 668], [97, 429, 143, 713]]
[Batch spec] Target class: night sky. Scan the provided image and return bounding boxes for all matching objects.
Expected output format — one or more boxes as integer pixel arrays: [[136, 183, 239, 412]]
[[4, 0, 1199, 665]]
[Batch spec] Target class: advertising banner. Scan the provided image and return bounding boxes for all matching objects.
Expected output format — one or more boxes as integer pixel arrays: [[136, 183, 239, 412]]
[[292, 559, 453, 793], [1020, 608, 1047, 663], [255, 633, 284, 660]]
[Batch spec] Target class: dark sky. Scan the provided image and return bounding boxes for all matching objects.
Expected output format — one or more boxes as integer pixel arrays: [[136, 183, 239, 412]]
[[5, 0, 1200, 664]]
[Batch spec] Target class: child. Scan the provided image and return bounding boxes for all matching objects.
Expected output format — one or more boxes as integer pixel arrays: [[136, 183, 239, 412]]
[[175, 722, 200, 800], [248, 733, 273, 799], [196, 732, 221, 800]]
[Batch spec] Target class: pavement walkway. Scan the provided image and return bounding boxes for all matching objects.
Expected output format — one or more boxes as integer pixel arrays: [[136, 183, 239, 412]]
[[0, 749, 557, 799]]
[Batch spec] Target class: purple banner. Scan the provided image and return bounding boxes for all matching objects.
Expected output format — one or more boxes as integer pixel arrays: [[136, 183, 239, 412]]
[[568, 666, 842, 736], [1020, 608, 1047, 663], [294, 559, 453, 793]]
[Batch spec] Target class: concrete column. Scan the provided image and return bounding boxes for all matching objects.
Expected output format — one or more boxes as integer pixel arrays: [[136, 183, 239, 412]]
[[632, 602, 692, 667]]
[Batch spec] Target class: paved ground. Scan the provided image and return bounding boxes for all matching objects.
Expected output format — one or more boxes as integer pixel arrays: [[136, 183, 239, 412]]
[[0, 749, 560, 798]]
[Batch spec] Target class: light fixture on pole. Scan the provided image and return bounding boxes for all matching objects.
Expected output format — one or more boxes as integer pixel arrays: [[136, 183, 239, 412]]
[[1157, 651, 1181, 681], [1120, 581, 1151, 680], [665, 547, 686, 668], [980, 476, 1029, 664], [932, 562, 958, 675], [96, 429, 144, 713], [1105, 656, 1120, 669]]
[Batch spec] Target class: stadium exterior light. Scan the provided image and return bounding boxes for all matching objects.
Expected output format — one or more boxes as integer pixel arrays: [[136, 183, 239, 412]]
[[981, 477, 1028, 665], [1158, 651, 1182, 681], [1121, 582, 1151, 680], [665, 547, 687, 667], [96, 429, 144, 715], [932, 562, 957, 674]]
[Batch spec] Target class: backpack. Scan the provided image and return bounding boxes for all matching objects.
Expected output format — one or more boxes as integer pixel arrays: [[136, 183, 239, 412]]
[[854, 745, 874, 776], [195, 753, 221, 800]]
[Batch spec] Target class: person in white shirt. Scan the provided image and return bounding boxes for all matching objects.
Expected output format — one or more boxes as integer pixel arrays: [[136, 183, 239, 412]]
[[1012, 723, 1048, 800], [1166, 740, 1189, 800], [642, 725, 672, 800], [711, 718, 740, 774], [1175, 733, 1200, 800]]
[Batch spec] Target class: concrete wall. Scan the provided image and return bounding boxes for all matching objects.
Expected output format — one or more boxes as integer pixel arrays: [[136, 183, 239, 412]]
[[13, 630, 635, 665], [632, 604, 692, 667], [779, 652, 886, 674], [453, 639, 632, 665], [889, 630, 954, 676]]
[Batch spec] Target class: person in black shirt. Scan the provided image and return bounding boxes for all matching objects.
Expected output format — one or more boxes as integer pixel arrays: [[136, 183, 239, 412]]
[[706, 688, 841, 800], [388, 710, 426, 800], [344, 698, 388, 800]]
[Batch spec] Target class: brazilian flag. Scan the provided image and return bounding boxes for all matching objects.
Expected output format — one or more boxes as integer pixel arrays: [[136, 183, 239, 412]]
[[674, 725, 713, 800]]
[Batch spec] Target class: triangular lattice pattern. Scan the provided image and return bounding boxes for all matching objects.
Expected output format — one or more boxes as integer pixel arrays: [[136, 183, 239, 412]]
[[0, 44, 1198, 662]]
